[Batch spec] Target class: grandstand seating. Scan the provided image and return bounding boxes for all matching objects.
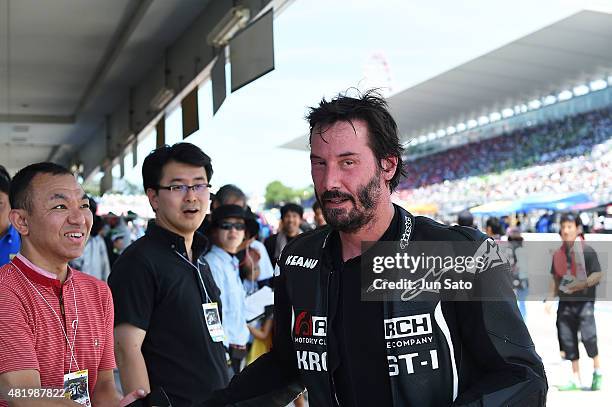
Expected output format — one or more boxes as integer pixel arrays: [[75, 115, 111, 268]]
[[400, 106, 612, 189], [397, 107, 612, 212]]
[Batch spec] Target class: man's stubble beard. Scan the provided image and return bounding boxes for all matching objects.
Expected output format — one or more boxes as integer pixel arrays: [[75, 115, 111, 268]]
[[319, 170, 382, 233]]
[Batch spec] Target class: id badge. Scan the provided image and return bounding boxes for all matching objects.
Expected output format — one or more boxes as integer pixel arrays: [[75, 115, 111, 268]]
[[63, 369, 91, 406], [203, 302, 225, 342]]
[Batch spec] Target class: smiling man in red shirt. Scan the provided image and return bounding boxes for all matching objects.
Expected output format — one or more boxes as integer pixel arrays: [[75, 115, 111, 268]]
[[0, 162, 144, 407]]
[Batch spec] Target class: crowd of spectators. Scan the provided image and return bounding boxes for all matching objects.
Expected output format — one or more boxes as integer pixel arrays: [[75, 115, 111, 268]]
[[397, 136, 612, 214], [396, 107, 612, 214], [400, 107, 612, 189]]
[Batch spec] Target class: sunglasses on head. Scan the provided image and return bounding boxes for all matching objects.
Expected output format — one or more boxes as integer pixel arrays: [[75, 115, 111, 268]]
[[219, 222, 246, 231]]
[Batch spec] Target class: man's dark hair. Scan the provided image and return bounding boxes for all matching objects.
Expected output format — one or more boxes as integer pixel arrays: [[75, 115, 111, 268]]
[[87, 196, 98, 216], [560, 212, 580, 227], [10, 162, 73, 211], [142, 142, 213, 192], [457, 210, 474, 227], [216, 184, 246, 206], [306, 89, 406, 192], [312, 201, 321, 212], [281, 203, 303, 219], [0, 165, 11, 195], [485, 217, 504, 236]]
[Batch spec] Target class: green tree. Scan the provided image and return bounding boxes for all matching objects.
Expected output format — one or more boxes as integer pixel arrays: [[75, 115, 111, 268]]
[[295, 185, 315, 201], [264, 181, 315, 208], [265, 181, 295, 207]]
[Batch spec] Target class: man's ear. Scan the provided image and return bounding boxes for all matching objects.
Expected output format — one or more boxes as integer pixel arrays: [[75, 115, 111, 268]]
[[9, 209, 29, 236], [145, 188, 159, 212], [380, 156, 398, 181]]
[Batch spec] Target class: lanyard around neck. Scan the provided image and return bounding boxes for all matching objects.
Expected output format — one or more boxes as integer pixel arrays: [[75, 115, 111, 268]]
[[174, 251, 212, 303], [12, 262, 80, 372]]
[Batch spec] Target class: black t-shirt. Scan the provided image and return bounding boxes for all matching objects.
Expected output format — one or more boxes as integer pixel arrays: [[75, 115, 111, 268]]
[[550, 242, 602, 302], [108, 221, 229, 406], [326, 209, 400, 406]]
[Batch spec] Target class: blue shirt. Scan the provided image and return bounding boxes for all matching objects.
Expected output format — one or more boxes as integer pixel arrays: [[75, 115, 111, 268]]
[[0, 225, 21, 266], [204, 245, 249, 347]]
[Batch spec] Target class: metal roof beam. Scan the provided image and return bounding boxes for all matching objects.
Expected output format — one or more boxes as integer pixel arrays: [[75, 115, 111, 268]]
[[0, 114, 75, 124]]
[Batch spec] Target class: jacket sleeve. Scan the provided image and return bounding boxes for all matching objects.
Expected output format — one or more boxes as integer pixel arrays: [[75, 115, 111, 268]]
[[199, 263, 303, 406], [452, 238, 548, 407]]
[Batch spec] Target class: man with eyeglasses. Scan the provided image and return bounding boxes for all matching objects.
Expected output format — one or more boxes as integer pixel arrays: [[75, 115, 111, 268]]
[[204, 205, 258, 376], [108, 143, 229, 406]]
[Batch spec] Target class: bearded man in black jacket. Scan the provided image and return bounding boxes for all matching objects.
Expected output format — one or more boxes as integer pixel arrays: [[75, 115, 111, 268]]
[[202, 90, 547, 407]]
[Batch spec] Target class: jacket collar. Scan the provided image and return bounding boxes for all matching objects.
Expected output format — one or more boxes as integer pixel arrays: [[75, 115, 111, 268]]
[[322, 204, 414, 263]]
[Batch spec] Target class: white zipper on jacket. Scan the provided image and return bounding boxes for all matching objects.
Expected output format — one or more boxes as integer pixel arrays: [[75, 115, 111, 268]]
[[434, 301, 459, 401]]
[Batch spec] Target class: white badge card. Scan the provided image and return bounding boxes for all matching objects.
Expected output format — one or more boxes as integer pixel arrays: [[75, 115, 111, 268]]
[[63, 369, 91, 406], [203, 302, 225, 342]]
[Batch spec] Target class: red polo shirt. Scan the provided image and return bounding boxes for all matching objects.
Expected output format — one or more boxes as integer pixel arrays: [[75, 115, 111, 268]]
[[0, 255, 116, 406]]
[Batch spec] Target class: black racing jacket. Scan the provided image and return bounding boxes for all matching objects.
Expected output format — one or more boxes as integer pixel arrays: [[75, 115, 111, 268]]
[[204, 205, 547, 406]]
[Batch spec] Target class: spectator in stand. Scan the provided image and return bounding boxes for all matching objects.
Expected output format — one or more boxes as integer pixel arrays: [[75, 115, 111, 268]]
[[400, 143, 612, 215], [401, 106, 611, 190]]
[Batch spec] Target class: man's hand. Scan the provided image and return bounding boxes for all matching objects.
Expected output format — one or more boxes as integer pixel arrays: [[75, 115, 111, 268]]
[[114, 324, 151, 395], [562, 279, 588, 295], [0, 370, 80, 406], [237, 237, 256, 253], [119, 389, 148, 407], [544, 302, 554, 315]]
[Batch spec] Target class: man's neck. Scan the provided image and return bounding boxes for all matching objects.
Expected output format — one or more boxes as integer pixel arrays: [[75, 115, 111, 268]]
[[339, 202, 395, 262], [184, 238, 194, 261], [20, 242, 68, 283], [283, 229, 299, 238]]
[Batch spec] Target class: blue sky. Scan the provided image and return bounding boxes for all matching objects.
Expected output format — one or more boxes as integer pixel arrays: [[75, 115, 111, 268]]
[[122, 0, 606, 202]]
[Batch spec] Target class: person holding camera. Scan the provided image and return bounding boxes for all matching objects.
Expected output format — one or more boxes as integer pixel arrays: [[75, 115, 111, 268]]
[[546, 213, 603, 391]]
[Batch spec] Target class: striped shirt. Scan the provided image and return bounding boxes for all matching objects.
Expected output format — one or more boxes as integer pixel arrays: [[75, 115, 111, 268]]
[[0, 255, 116, 406]]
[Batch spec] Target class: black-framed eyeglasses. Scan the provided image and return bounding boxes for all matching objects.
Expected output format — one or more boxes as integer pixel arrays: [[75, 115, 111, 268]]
[[157, 183, 211, 194], [219, 222, 246, 231]]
